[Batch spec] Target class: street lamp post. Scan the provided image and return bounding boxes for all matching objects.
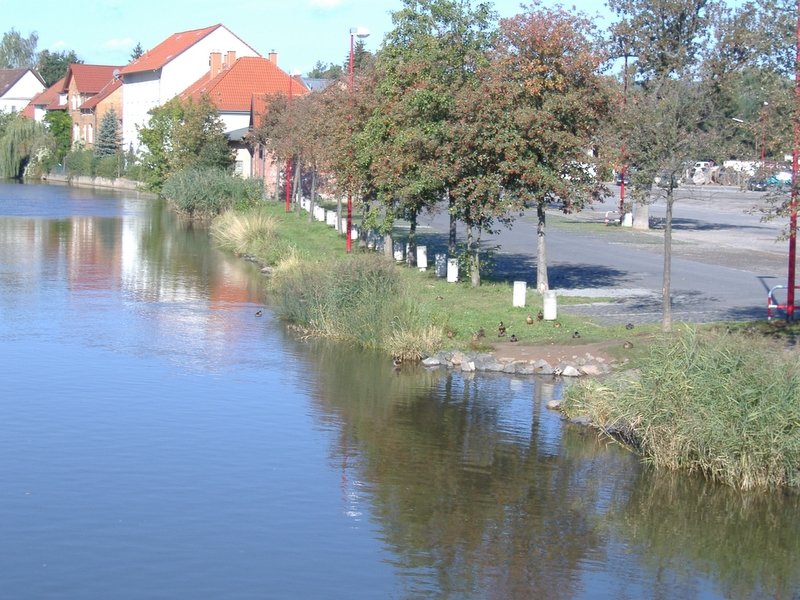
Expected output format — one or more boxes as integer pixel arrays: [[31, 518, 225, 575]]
[[284, 71, 296, 213], [788, 0, 800, 319], [346, 26, 369, 253]]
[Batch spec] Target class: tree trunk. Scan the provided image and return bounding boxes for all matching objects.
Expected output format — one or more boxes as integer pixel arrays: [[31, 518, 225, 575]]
[[292, 157, 302, 204], [662, 187, 674, 333], [336, 196, 343, 234], [471, 226, 481, 287], [448, 190, 457, 256], [309, 169, 316, 223], [383, 204, 394, 259], [536, 203, 549, 293], [406, 210, 418, 268], [274, 163, 281, 201]]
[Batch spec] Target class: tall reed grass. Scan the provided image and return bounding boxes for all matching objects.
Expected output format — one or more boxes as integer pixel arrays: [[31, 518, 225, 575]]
[[162, 168, 263, 217], [270, 253, 441, 359], [563, 328, 800, 490]]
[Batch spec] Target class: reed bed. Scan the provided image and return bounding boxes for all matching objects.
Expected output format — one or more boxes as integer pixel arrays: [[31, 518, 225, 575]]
[[162, 168, 263, 217], [563, 328, 800, 489]]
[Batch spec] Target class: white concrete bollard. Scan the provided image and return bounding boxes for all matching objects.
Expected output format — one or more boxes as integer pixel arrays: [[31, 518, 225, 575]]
[[447, 258, 459, 283], [621, 212, 633, 227], [326, 211, 337, 227], [393, 242, 404, 262], [513, 281, 527, 307], [543, 290, 558, 320], [417, 246, 428, 271]]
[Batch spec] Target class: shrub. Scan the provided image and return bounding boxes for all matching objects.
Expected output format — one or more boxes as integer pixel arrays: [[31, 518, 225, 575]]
[[211, 209, 278, 256], [270, 254, 414, 351], [161, 168, 264, 217], [563, 328, 800, 489]]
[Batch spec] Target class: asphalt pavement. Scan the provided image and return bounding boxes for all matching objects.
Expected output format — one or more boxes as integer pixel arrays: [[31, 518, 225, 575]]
[[408, 183, 796, 325]]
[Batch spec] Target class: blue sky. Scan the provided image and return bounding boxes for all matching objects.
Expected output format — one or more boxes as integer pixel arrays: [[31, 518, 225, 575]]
[[3, 0, 611, 76]]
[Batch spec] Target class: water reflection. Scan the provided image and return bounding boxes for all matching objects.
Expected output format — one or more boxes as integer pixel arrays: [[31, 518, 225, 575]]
[[285, 337, 800, 599], [2, 182, 800, 599]]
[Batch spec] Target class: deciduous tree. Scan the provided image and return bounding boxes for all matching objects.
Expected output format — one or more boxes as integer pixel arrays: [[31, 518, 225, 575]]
[[491, 4, 611, 292], [37, 49, 81, 86], [0, 28, 38, 69]]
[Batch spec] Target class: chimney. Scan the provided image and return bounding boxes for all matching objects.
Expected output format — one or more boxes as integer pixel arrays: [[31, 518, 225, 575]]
[[210, 51, 222, 78], [268, 51, 277, 66], [226, 51, 236, 68]]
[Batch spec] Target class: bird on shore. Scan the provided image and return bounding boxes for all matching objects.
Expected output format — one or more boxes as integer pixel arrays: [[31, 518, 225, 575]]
[[553, 321, 561, 328], [572, 331, 581, 339], [471, 328, 486, 342], [509, 334, 518, 342], [498, 321, 507, 337], [392, 356, 403, 368], [625, 322, 634, 330], [537, 310, 544, 321], [526, 314, 534, 325], [255, 310, 263, 317], [623, 341, 634, 349]]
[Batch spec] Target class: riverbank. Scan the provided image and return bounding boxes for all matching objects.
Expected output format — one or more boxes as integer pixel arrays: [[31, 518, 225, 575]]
[[42, 172, 151, 193]]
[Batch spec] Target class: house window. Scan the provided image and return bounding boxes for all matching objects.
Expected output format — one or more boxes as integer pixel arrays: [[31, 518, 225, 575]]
[[73, 124, 79, 144], [86, 124, 94, 144], [71, 94, 79, 110]]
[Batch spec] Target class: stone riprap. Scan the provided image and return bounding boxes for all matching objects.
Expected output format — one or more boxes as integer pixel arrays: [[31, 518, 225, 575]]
[[421, 350, 614, 377]]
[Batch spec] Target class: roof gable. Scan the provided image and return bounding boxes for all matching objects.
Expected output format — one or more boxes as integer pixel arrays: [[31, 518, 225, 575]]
[[0, 68, 44, 97], [181, 56, 309, 113], [29, 77, 65, 107], [64, 64, 121, 94], [80, 77, 122, 110], [120, 24, 223, 74]]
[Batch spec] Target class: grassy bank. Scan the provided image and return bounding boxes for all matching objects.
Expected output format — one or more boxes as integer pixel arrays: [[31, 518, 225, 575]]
[[210, 202, 647, 358], [562, 327, 800, 490]]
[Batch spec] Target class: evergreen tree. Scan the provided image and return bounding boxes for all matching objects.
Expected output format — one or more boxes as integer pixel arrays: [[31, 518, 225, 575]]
[[95, 108, 121, 157], [130, 42, 143, 61]]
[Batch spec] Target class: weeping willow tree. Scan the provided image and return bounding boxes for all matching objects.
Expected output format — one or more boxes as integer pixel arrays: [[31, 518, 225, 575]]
[[0, 115, 54, 179]]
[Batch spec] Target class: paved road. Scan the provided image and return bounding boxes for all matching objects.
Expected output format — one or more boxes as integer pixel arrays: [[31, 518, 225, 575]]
[[410, 184, 796, 325]]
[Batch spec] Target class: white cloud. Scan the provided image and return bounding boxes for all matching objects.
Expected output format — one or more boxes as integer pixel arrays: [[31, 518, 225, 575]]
[[103, 37, 135, 50]]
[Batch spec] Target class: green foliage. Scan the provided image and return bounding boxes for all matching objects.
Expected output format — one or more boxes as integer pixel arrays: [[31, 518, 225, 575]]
[[63, 148, 93, 176], [137, 95, 233, 190], [43, 110, 72, 163], [94, 108, 121, 158], [271, 253, 439, 356], [0, 115, 53, 179], [161, 167, 263, 217], [306, 60, 343, 79], [36, 49, 81, 86], [130, 42, 143, 61], [0, 28, 38, 68], [563, 328, 800, 490]]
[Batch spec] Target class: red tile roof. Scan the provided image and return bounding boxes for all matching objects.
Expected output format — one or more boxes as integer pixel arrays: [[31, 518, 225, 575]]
[[181, 56, 308, 113], [29, 77, 64, 106], [80, 77, 122, 110], [120, 24, 223, 74], [64, 64, 121, 94]]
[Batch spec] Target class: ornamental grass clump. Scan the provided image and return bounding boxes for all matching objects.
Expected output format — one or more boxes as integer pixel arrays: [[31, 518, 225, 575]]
[[211, 209, 279, 256], [563, 328, 800, 490], [270, 253, 435, 355], [162, 168, 263, 217]]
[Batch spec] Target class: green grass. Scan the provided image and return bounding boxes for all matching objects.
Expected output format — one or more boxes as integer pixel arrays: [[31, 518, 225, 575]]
[[562, 326, 800, 490]]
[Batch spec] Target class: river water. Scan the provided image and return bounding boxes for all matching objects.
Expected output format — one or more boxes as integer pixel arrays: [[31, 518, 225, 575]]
[[1, 181, 798, 599]]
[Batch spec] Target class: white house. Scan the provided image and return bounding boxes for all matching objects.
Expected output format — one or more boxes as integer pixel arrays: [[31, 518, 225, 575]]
[[119, 23, 260, 152], [0, 68, 45, 114]]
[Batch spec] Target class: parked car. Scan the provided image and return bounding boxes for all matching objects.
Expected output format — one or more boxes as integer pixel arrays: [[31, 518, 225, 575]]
[[747, 171, 792, 191], [613, 167, 635, 185]]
